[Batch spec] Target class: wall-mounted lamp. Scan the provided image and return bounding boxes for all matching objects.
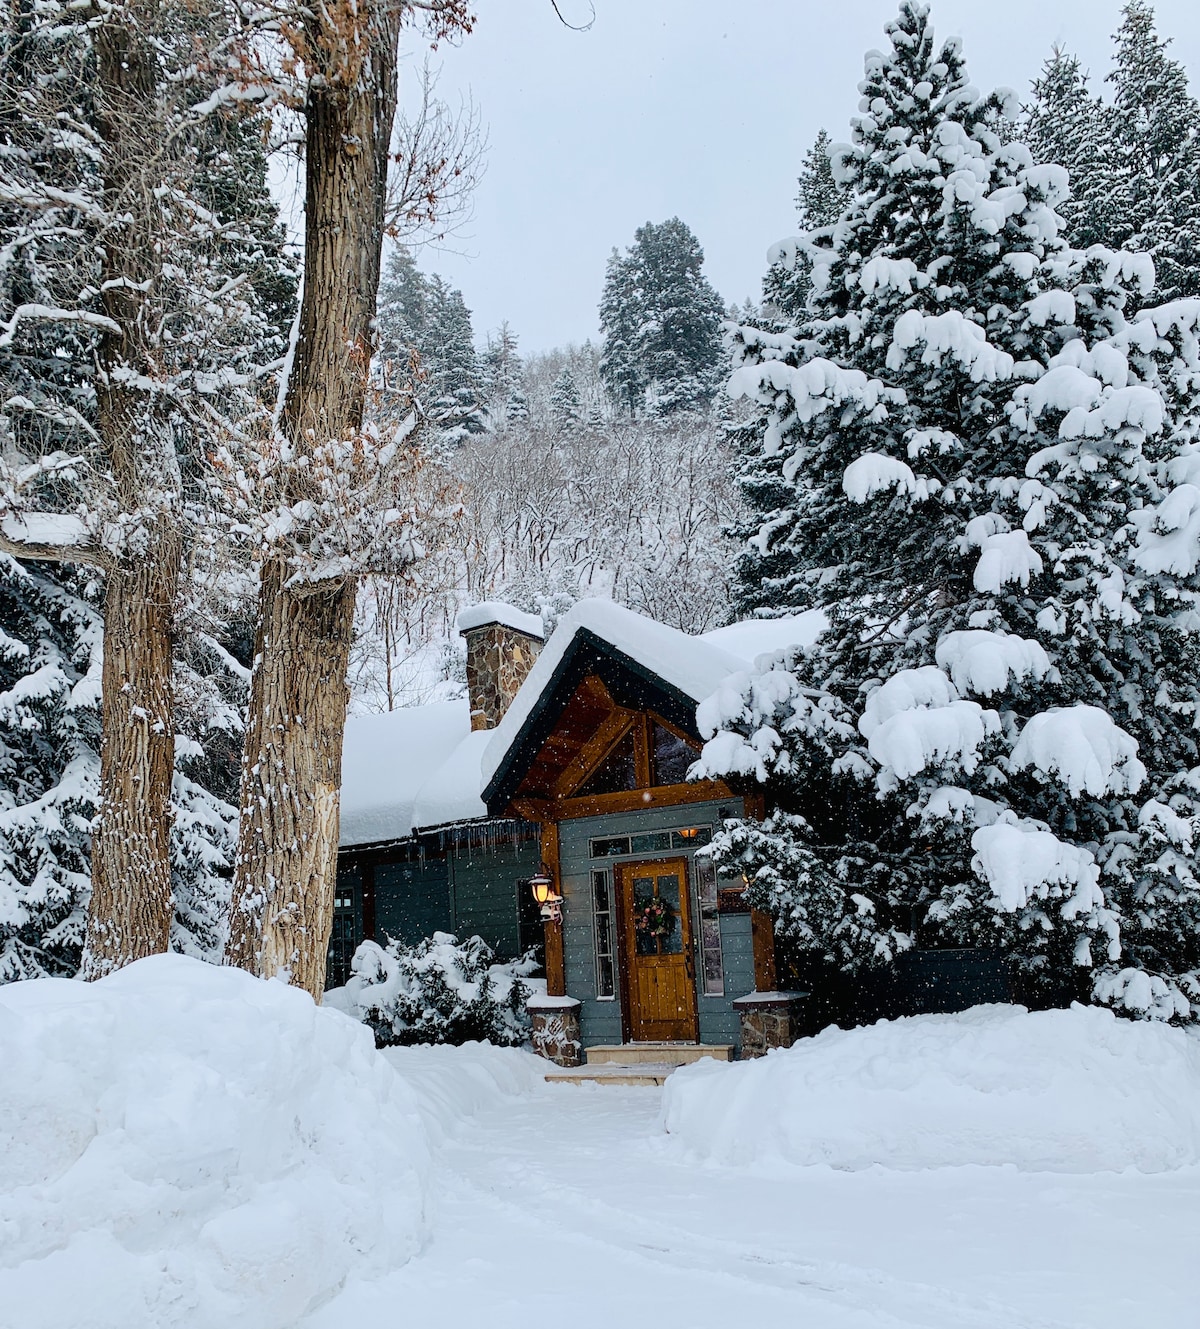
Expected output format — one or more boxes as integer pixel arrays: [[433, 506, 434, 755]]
[[529, 866, 563, 922]]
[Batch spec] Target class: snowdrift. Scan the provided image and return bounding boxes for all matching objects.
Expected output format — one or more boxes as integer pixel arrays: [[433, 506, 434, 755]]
[[0, 955, 431, 1329], [661, 1003, 1200, 1173]]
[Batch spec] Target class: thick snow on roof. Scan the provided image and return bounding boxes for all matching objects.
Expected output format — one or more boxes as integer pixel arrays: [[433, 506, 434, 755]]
[[339, 700, 486, 847], [341, 600, 830, 845], [456, 601, 545, 640], [699, 610, 826, 664], [480, 599, 828, 792]]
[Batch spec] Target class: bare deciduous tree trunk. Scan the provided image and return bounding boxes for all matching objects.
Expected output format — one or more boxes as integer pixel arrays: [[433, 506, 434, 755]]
[[225, 0, 402, 998], [83, 2, 182, 978]]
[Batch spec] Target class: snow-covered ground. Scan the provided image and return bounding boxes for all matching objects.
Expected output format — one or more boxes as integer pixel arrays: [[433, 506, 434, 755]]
[[329, 1042, 1200, 1329], [3, 960, 1199, 1329]]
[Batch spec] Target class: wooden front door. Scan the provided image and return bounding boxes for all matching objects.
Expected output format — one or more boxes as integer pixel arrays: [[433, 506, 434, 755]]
[[618, 857, 699, 1042]]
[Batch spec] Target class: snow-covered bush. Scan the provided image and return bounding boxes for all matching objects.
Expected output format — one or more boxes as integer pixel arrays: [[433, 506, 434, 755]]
[[338, 932, 540, 1048], [0, 954, 430, 1328], [709, 0, 1200, 1020], [661, 1003, 1200, 1173]]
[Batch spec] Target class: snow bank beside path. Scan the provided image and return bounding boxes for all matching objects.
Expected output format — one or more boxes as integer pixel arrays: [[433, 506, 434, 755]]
[[0, 955, 430, 1329], [661, 1004, 1200, 1173]]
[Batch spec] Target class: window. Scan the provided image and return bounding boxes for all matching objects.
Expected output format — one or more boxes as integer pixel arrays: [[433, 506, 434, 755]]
[[652, 722, 697, 785], [326, 866, 361, 990], [693, 855, 725, 996], [588, 826, 712, 859], [631, 831, 671, 854], [576, 729, 638, 797], [592, 869, 616, 998], [590, 834, 631, 858]]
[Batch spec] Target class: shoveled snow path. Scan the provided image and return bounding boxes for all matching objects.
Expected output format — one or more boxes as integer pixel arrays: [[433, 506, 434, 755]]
[[306, 1061, 1200, 1329]]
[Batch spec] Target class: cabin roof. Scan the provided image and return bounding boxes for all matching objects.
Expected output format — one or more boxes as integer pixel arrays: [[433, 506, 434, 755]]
[[338, 700, 485, 848], [338, 599, 825, 849]]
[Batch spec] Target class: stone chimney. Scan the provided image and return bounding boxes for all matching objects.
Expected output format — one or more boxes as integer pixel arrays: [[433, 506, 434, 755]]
[[457, 602, 545, 732]]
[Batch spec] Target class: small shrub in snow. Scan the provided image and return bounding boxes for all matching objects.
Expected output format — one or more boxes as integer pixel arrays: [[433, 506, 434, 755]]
[[341, 932, 538, 1048]]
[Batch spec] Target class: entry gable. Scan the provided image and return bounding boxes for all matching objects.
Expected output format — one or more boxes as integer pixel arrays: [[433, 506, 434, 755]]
[[480, 600, 746, 816]]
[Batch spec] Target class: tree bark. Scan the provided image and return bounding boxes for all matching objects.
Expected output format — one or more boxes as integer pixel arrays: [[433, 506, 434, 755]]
[[82, 1, 182, 978], [84, 550, 180, 975], [224, 562, 356, 992], [225, 0, 401, 998]]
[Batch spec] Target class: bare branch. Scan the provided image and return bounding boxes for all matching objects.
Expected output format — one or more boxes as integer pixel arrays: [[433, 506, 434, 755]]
[[550, 0, 595, 31], [386, 59, 486, 244]]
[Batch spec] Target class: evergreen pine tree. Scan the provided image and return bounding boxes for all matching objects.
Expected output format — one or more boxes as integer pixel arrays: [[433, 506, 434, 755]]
[[481, 321, 521, 425], [422, 276, 484, 441], [374, 249, 483, 440], [797, 129, 848, 230], [598, 220, 725, 416], [1105, 0, 1200, 301], [598, 248, 644, 417], [0, 561, 100, 979], [549, 368, 582, 434], [765, 129, 854, 325], [1023, 49, 1115, 250], [505, 385, 530, 426], [706, 0, 1200, 1021]]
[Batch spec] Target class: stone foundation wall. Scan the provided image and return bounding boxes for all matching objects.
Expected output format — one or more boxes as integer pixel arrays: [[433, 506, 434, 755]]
[[528, 996, 582, 1067], [733, 991, 809, 1058]]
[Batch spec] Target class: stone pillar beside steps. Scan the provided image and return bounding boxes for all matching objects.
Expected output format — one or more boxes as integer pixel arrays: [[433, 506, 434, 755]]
[[527, 995, 582, 1067], [733, 991, 810, 1058]]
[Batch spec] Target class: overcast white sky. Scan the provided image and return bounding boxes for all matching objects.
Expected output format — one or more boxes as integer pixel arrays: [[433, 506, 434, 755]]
[[393, 0, 1200, 354]]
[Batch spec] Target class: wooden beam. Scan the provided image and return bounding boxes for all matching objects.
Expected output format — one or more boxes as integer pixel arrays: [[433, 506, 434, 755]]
[[508, 796, 555, 823], [751, 907, 777, 993], [556, 779, 734, 821], [578, 672, 613, 707], [551, 707, 632, 798], [541, 820, 566, 997], [648, 709, 702, 750], [632, 713, 651, 789]]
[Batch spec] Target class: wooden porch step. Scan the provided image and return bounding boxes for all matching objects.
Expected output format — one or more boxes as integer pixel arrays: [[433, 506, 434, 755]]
[[544, 1062, 680, 1086], [584, 1042, 734, 1068]]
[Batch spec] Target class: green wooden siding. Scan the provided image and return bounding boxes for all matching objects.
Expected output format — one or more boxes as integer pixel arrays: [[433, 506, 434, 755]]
[[449, 836, 540, 959], [375, 857, 452, 946], [332, 823, 541, 984], [557, 797, 750, 1051]]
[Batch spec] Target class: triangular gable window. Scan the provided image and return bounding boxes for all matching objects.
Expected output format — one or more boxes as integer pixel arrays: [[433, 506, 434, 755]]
[[576, 728, 638, 797], [652, 721, 697, 786]]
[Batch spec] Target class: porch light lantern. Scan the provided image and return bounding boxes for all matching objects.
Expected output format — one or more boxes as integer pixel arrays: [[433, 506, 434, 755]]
[[529, 866, 562, 920]]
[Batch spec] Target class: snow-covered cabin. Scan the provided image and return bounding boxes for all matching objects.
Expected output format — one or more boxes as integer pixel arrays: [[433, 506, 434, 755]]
[[335, 598, 827, 1056]]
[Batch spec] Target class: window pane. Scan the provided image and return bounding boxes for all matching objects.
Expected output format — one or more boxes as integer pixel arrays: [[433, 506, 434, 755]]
[[652, 722, 697, 785], [695, 855, 719, 909], [577, 730, 638, 797], [589, 835, 630, 858], [633, 876, 658, 955], [630, 831, 671, 853], [592, 869, 616, 999], [671, 826, 712, 849], [656, 873, 683, 954]]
